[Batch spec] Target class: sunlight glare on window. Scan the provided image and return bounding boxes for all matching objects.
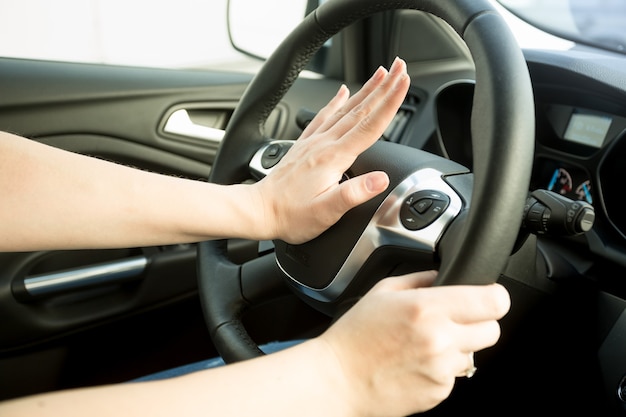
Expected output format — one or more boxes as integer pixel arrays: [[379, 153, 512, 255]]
[[0, 0, 251, 69]]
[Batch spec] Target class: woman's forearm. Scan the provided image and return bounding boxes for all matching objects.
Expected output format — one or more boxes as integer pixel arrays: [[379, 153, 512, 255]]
[[0, 131, 265, 251], [0, 339, 357, 417]]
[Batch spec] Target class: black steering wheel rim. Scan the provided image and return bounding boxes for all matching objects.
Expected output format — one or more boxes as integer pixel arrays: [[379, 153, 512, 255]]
[[198, 0, 535, 363]]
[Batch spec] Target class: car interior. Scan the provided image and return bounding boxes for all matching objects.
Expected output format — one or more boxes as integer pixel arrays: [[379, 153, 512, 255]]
[[1, 0, 626, 415]]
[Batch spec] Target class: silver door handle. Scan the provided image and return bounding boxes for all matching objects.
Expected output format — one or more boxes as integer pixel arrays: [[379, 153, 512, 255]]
[[163, 109, 225, 143], [21, 256, 148, 299]]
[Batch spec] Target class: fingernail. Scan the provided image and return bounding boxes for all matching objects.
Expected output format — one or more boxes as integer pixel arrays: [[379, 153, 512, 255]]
[[366, 173, 389, 192], [372, 66, 387, 81], [336, 84, 349, 97], [390, 57, 404, 74]]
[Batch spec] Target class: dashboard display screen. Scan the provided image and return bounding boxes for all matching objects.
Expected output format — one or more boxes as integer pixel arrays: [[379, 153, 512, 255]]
[[563, 112, 612, 148]]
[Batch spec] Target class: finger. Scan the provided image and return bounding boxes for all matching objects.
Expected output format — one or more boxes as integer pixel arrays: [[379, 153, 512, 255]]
[[455, 352, 478, 378], [332, 58, 410, 155], [437, 284, 511, 324], [310, 64, 389, 136], [300, 84, 351, 140], [316, 171, 389, 224], [373, 270, 438, 292], [325, 170, 390, 214], [456, 320, 503, 353]]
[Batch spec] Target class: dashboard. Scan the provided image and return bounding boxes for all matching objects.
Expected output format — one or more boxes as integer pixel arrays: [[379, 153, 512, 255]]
[[532, 103, 621, 204], [527, 49, 626, 268], [433, 47, 626, 275]]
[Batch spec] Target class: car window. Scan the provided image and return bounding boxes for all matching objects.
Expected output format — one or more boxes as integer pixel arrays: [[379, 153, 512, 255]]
[[0, 0, 262, 72], [497, 0, 626, 55], [228, 0, 309, 59]]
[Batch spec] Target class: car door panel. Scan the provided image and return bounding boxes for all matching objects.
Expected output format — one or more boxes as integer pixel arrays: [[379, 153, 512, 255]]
[[0, 245, 197, 348], [0, 57, 256, 399]]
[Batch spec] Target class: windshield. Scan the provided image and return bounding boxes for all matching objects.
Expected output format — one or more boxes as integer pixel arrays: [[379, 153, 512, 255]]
[[497, 0, 626, 54]]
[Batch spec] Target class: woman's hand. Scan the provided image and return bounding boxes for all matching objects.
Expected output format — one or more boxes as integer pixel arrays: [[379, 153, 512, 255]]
[[254, 57, 410, 244], [316, 271, 511, 417]]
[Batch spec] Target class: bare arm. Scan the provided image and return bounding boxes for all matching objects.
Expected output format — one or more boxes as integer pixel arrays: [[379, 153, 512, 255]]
[[0, 272, 511, 417], [0, 57, 409, 252], [0, 133, 259, 250]]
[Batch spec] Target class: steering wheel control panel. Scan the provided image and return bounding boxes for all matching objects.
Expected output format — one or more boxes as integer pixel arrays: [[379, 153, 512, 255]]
[[400, 190, 450, 231], [250, 140, 295, 179], [260, 142, 292, 169]]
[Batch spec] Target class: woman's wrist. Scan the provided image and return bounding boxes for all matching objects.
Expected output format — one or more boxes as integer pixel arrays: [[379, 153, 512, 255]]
[[305, 337, 365, 417]]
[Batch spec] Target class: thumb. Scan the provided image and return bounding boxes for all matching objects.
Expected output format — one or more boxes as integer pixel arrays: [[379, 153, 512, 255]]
[[363, 171, 390, 194], [336, 171, 389, 210], [374, 270, 438, 292]]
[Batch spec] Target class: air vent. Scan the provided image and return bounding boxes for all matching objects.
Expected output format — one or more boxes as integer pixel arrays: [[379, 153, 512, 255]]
[[381, 93, 419, 143]]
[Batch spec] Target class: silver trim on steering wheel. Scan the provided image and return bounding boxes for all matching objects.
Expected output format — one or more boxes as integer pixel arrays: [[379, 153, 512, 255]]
[[278, 168, 463, 302]]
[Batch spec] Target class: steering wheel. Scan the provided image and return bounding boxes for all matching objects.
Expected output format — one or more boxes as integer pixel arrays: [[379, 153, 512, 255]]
[[198, 0, 535, 363]]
